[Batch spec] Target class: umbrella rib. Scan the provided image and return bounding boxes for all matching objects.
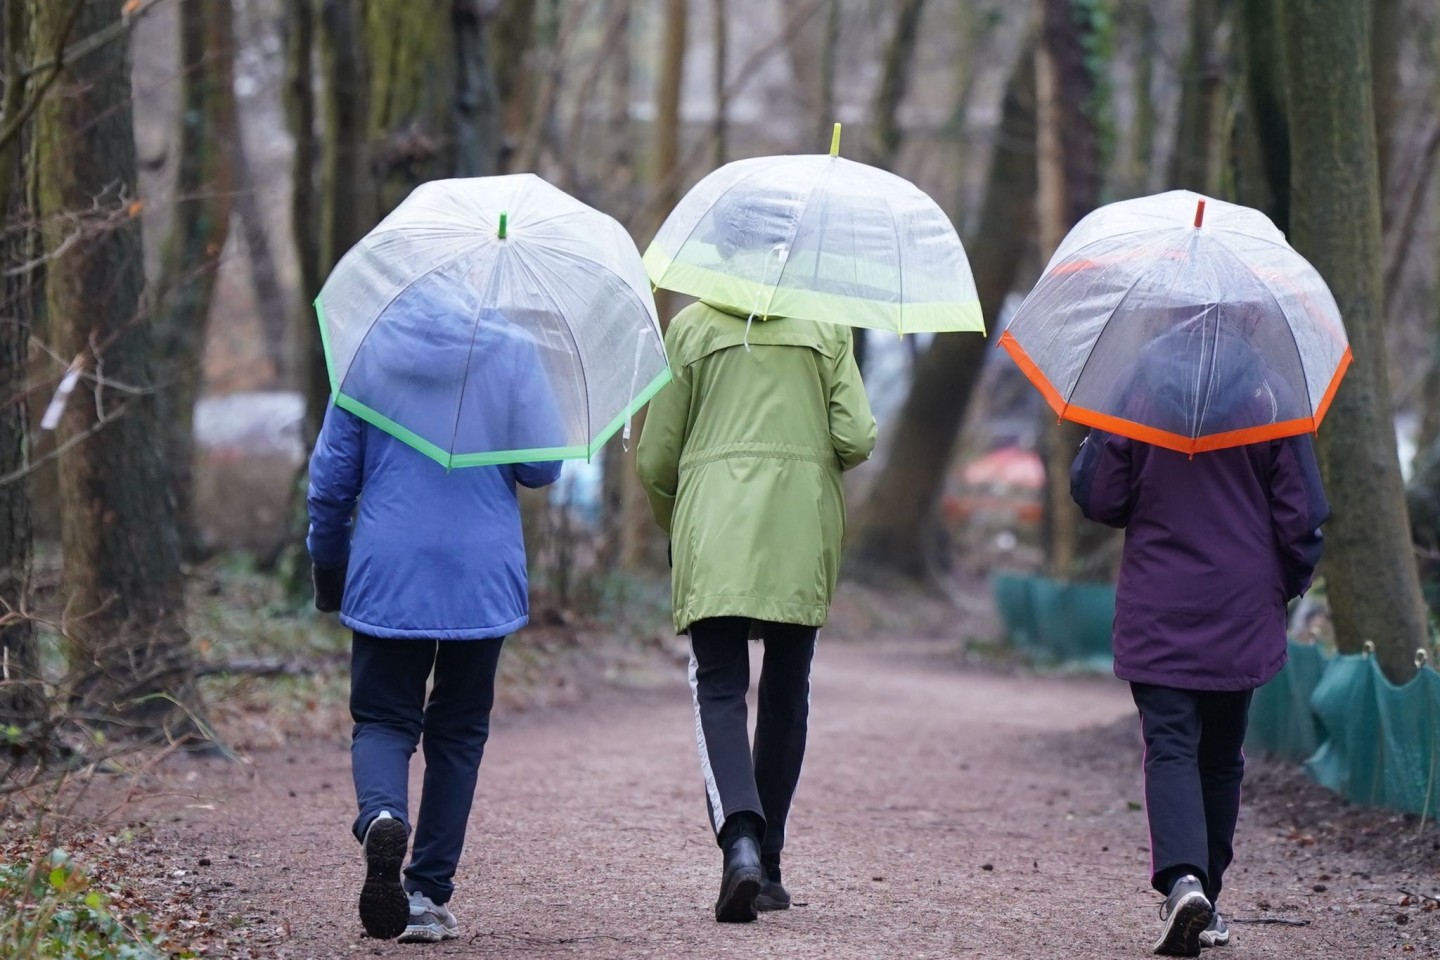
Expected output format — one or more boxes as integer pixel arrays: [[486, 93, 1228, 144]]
[[657, 162, 797, 289], [506, 244, 593, 445], [1210, 240, 1317, 420], [761, 159, 839, 319], [1061, 253, 1185, 420], [332, 243, 486, 398], [444, 251, 507, 464]]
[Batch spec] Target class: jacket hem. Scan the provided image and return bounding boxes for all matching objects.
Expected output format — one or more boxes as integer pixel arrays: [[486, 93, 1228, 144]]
[[1113, 656, 1285, 693], [340, 612, 527, 640], [674, 596, 827, 634]]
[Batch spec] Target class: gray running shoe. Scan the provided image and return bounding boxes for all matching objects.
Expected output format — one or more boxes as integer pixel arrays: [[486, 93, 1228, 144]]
[[1199, 911, 1230, 948], [358, 812, 409, 940], [1153, 875, 1213, 957], [397, 891, 460, 943]]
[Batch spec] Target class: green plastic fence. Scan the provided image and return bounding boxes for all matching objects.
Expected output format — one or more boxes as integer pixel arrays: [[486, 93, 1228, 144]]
[[1245, 641, 1330, 762], [1305, 655, 1440, 818], [991, 573, 1114, 670]]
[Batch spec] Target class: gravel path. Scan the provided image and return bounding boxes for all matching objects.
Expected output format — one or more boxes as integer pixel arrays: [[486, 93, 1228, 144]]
[[130, 637, 1439, 958]]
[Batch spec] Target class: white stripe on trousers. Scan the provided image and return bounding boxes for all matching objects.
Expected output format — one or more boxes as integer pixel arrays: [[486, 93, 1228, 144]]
[[688, 646, 726, 833]]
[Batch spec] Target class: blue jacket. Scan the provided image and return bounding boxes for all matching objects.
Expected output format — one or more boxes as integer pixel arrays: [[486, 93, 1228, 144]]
[[307, 404, 561, 639]]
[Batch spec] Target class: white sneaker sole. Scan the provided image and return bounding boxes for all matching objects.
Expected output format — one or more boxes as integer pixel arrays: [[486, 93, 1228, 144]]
[[397, 922, 459, 943], [1154, 891, 1213, 956], [1199, 927, 1230, 948]]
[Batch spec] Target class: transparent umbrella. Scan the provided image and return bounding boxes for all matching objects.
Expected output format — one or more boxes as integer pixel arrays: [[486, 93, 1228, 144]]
[[316, 173, 669, 468], [643, 124, 983, 335], [998, 190, 1352, 454]]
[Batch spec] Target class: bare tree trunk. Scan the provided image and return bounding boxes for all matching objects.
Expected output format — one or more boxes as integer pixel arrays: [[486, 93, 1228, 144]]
[[454, 0, 503, 178], [1127, 2, 1157, 194], [0, 1, 43, 727], [620, 0, 687, 571], [33, 0, 198, 735], [712, 0, 727, 166], [154, 0, 237, 560], [1371, 0, 1400, 202], [286, 0, 324, 447], [232, 131, 289, 384], [1285, 0, 1427, 683], [492, 0, 536, 164], [815, 0, 841, 148], [1238, 0, 1289, 231], [1169, 0, 1230, 195], [856, 0, 929, 376], [850, 43, 1038, 579], [1038, 0, 1102, 581]]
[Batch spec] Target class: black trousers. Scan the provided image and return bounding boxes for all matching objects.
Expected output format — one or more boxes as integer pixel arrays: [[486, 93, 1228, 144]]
[[1131, 682, 1254, 908], [688, 617, 817, 863], [350, 632, 504, 905]]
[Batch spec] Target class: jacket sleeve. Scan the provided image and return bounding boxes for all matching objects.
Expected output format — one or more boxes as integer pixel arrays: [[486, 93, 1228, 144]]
[[306, 403, 366, 569], [636, 360, 690, 536], [1269, 434, 1330, 600], [828, 330, 877, 472], [1069, 429, 1135, 528]]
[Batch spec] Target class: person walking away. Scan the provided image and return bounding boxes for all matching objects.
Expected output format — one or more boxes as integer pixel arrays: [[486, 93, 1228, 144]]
[[308, 285, 562, 942], [1069, 319, 1329, 956], [637, 296, 876, 923]]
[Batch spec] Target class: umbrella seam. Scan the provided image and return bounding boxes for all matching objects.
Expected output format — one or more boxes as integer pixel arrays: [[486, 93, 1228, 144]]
[[330, 242, 486, 399], [444, 245, 509, 468], [505, 244, 593, 448], [1209, 239, 1318, 420], [761, 158, 840, 321], [1055, 255, 1179, 419]]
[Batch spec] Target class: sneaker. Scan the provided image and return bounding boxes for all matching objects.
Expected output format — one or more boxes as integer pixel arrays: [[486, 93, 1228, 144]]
[[1199, 911, 1230, 948], [1153, 875, 1213, 957], [397, 891, 460, 943], [756, 862, 791, 912], [358, 812, 410, 940]]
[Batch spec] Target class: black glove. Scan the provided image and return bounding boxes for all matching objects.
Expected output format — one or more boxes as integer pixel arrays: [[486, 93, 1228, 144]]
[[312, 564, 346, 613]]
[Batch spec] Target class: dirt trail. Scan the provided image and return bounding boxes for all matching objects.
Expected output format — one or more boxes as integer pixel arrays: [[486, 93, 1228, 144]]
[[127, 637, 1438, 958]]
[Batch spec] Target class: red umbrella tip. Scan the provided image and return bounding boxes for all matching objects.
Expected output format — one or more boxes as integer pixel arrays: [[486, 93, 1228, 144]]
[[1193, 199, 1206, 229]]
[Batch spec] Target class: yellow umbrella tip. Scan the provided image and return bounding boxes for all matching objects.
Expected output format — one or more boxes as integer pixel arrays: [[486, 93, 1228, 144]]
[[830, 122, 842, 157]]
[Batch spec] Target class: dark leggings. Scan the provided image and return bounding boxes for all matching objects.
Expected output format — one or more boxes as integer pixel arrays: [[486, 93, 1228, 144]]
[[688, 616, 817, 864]]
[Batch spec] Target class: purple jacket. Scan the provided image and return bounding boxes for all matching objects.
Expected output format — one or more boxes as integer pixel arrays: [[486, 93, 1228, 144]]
[[1070, 431, 1329, 690]]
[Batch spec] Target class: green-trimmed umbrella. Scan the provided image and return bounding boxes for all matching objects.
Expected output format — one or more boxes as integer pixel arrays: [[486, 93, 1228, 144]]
[[316, 173, 669, 468], [643, 124, 983, 335]]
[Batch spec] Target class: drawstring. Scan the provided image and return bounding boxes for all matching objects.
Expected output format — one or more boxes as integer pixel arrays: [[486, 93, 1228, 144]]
[[743, 244, 788, 352]]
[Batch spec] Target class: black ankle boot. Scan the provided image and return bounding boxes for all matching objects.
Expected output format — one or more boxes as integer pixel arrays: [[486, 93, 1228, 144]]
[[756, 860, 791, 911], [714, 832, 762, 922]]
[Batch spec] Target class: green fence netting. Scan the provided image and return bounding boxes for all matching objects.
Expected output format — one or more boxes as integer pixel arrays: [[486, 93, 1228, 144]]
[[1245, 641, 1330, 762], [991, 573, 1114, 670], [1305, 655, 1440, 817]]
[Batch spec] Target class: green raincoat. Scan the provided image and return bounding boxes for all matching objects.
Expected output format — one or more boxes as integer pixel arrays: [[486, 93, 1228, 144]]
[[637, 301, 877, 633]]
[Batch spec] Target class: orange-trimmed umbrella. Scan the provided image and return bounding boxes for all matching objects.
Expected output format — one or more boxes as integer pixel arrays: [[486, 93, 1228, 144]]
[[998, 190, 1351, 454]]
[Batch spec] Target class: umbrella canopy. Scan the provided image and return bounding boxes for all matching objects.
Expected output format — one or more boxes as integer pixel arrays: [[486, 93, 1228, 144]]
[[316, 174, 669, 468], [998, 190, 1351, 454], [643, 125, 983, 335]]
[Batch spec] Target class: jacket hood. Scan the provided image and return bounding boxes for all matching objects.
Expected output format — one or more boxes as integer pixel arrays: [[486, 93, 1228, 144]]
[[699, 298, 785, 323]]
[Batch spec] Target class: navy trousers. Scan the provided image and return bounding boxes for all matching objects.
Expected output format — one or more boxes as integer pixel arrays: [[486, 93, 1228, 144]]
[[350, 632, 504, 905], [1131, 682, 1253, 908], [689, 617, 817, 864]]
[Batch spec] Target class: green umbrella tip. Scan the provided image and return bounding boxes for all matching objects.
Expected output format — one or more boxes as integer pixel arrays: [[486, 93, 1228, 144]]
[[498, 211, 508, 239], [830, 122, 842, 158]]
